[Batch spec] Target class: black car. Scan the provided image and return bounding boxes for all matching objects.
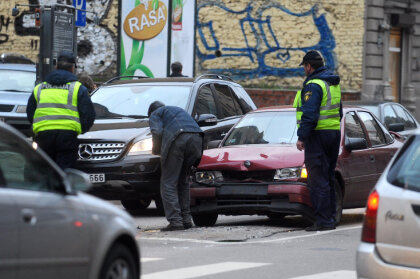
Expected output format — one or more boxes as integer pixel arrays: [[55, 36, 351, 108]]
[[344, 101, 419, 138], [75, 75, 257, 211]]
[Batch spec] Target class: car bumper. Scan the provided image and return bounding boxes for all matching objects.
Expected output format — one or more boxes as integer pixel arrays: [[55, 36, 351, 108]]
[[75, 155, 161, 200], [356, 242, 420, 279], [1, 115, 32, 136], [190, 182, 314, 219]]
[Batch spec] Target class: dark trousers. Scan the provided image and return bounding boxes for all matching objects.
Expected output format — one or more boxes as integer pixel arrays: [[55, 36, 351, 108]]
[[304, 130, 340, 227], [160, 133, 203, 226], [35, 130, 79, 170]]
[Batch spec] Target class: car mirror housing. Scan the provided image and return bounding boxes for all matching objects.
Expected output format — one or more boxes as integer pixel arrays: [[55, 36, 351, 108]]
[[345, 137, 368, 152], [206, 139, 221, 149], [387, 122, 404, 133], [64, 169, 92, 194], [196, 114, 218, 127]]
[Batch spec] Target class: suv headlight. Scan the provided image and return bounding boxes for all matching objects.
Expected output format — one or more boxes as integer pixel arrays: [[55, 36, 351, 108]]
[[195, 171, 224, 184], [127, 138, 153, 155], [274, 167, 307, 180]]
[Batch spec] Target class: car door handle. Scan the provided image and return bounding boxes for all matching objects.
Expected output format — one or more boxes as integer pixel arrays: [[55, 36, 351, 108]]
[[220, 132, 227, 137], [369, 155, 375, 162], [21, 208, 37, 225]]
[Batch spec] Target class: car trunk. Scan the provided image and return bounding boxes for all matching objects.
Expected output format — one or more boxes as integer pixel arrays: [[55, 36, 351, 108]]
[[376, 182, 420, 268]]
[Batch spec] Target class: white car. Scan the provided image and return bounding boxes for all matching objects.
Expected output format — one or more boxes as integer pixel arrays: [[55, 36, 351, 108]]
[[0, 122, 140, 279], [356, 130, 420, 278]]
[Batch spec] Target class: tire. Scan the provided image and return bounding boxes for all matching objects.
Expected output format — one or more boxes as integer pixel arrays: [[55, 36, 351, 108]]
[[121, 198, 152, 210], [192, 213, 218, 227], [100, 243, 137, 279], [334, 178, 343, 225]]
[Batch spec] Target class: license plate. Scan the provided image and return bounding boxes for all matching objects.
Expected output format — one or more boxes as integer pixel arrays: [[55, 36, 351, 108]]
[[89, 173, 105, 183]]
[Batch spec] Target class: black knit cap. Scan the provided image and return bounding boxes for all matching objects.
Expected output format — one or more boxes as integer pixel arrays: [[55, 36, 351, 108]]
[[299, 50, 324, 66]]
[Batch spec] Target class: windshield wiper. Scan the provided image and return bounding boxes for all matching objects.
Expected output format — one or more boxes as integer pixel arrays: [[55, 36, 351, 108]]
[[123, 115, 148, 119], [1, 89, 29, 92]]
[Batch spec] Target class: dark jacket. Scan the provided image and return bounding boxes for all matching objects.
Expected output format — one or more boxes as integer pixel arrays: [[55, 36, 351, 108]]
[[297, 66, 343, 141], [149, 106, 202, 163], [26, 69, 95, 134], [169, 72, 186, 77]]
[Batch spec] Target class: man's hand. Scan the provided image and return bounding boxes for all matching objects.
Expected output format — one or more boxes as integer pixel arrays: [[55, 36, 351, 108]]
[[296, 140, 304, 151]]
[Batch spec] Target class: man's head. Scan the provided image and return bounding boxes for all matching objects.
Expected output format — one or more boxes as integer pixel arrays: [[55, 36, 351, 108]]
[[57, 50, 76, 73], [148, 101, 165, 117], [171, 61, 182, 74], [299, 50, 324, 76]]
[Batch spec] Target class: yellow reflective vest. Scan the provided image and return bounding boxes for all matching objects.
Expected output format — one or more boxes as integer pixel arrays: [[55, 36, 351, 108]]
[[293, 79, 341, 130], [32, 81, 82, 134]]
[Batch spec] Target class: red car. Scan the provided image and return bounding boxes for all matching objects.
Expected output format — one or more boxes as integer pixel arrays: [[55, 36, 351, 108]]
[[190, 106, 404, 226]]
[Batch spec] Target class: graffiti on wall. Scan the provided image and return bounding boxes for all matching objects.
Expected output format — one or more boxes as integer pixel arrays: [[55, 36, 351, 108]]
[[196, 2, 336, 80], [4, 0, 117, 76]]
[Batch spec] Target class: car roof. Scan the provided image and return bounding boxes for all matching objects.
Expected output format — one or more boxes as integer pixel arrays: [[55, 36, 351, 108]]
[[343, 100, 397, 106], [0, 63, 36, 71], [252, 105, 370, 113]]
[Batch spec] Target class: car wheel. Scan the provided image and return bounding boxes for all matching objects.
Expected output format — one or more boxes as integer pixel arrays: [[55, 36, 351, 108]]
[[121, 199, 152, 210], [100, 243, 137, 279], [334, 178, 343, 225], [192, 213, 218, 227]]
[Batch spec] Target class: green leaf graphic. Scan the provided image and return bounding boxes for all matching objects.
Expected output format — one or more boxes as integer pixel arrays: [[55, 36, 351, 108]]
[[138, 41, 145, 63], [123, 64, 155, 78], [153, 0, 159, 10]]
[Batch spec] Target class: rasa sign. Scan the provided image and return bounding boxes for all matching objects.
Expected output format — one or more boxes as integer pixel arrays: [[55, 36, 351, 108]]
[[119, 0, 195, 77]]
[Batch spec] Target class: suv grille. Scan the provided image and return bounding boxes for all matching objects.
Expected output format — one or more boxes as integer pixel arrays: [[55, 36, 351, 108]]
[[0, 104, 14, 112], [78, 142, 126, 162]]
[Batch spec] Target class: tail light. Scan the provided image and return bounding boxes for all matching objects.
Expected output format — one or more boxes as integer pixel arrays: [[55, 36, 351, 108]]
[[361, 190, 379, 243]]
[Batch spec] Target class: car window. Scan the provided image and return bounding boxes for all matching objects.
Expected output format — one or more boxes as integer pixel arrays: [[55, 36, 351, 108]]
[[344, 112, 366, 140], [0, 130, 63, 192], [92, 85, 191, 119], [194, 84, 217, 116], [213, 84, 239, 118], [392, 104, 417, 130], [224, 111, 298, 146], [0, 69, 36, 92], [228, 87, 244, 115], [358, 111, 386, 146], [383, 104, 398, 127], [232, 86, 255, 113], [387, 135, 420, 191]]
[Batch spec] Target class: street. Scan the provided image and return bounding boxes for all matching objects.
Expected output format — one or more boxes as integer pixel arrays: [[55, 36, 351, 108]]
[[127, 203, 364, 279]]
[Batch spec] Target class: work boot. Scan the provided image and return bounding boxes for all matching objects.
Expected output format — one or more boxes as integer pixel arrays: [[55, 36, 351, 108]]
[[305, 224, 335, 232], [183, 222, 193, 229], [161, 224, 184, 231]]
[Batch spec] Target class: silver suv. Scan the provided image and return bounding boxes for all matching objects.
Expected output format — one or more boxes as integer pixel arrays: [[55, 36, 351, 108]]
[[356, 130, 420, 278], [0, 122, 140, 279]]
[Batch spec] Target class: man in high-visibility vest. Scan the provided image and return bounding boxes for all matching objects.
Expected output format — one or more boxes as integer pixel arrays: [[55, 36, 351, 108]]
[[26, 51, 95, 169], [294, 50, 342, 231]]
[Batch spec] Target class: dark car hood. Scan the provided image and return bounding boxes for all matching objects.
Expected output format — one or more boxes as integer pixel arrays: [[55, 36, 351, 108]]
[[78, 118, 151, 142], [198, 144, 304, 171]]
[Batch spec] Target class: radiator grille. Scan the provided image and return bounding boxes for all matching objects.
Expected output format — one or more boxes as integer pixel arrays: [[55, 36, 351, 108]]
[[78, 142, 126, 162]]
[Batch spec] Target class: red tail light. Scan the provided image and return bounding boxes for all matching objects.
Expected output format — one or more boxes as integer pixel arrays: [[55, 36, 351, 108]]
[[361, 190, 379, 243]]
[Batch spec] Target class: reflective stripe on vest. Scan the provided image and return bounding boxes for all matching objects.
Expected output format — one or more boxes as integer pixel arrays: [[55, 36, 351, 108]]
[[32, 81, 82, 134], [294, 79, 341, 130]]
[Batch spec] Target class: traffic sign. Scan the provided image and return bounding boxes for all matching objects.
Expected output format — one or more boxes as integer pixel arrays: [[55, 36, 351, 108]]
[[73, 0, 86, 27]]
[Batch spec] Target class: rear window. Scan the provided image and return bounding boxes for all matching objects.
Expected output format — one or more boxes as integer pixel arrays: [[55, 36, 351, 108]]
[[387, 135, 420, 191]]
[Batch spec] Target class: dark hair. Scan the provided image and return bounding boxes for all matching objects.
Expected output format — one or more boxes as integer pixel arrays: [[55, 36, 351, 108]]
[[78, 73, 96, 93], [148, 101, 165, 117], [171, 62, 182, 74], [57, 61, 75, 72], [307, 60, 324, 70]]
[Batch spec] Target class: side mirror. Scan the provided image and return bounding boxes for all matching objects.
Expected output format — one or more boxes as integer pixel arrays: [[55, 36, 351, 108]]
[[345, 137, 368, 152], [206, 140, 221, 149], [196, 114, 217, 127], [65, 169, 91, 194], [387, 123, 404, 133]]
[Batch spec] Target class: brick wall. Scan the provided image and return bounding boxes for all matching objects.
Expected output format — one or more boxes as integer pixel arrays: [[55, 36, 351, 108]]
[[246, 88, 360, 108]]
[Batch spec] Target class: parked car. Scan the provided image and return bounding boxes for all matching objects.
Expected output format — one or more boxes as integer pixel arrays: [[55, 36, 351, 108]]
[[0, 122, 140, 279], [189, 105, 404, 226], [0, 63, 36, 137], [75, 75, 257, 211], [356, 130, 420, 279], [344, 101, 419, 138]]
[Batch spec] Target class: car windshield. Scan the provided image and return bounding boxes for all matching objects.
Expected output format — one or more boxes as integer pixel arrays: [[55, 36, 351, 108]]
[[223, 110, 298, 146], [387, 135, 420, 191], [0, 69, 36, 92], [91, 84, 191, 119]]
